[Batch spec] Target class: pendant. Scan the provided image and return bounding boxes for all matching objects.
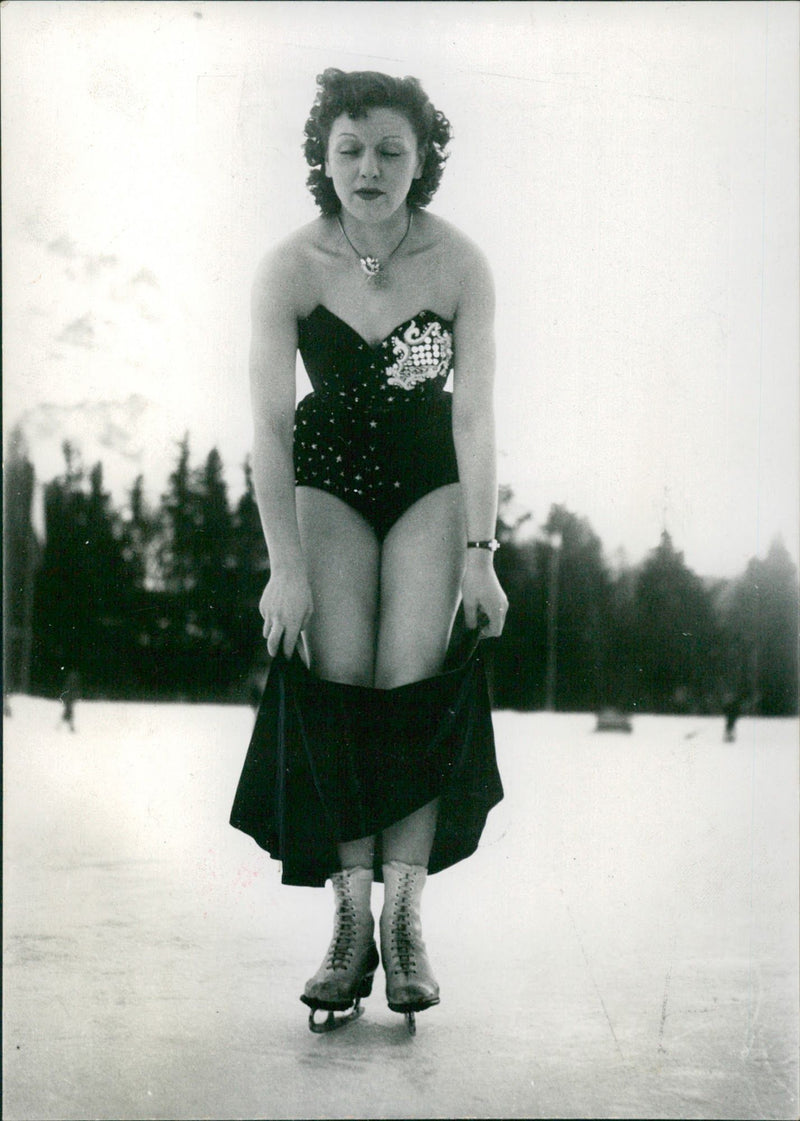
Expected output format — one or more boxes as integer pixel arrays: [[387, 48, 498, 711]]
[[360, 256, 381, 279]]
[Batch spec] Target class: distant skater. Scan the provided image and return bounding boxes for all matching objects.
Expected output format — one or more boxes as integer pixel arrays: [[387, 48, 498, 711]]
[[722, 692, 742, 742], [230, 69, 507, 1034], [60, 669, 80, 732]]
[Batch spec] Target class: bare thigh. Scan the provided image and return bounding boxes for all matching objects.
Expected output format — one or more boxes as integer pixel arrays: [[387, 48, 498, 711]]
[[296, 487, 380, 686], [374, 483, 466, 689]]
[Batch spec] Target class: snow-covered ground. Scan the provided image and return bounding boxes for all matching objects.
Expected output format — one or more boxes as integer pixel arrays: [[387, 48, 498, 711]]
[[3, 697, 798, 1120]]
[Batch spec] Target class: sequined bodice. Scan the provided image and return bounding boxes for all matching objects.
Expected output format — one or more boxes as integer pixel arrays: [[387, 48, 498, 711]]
[[297, 305, 454, 415]]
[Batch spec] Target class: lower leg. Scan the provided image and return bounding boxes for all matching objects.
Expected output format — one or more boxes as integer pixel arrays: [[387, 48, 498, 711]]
[[381, 798, 439, 866], [338, 835, 375, 870]]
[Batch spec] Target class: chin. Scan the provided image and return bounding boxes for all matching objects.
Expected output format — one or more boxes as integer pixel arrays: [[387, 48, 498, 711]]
[[351, 196, 403, 220], [353, 194, 388, 209]]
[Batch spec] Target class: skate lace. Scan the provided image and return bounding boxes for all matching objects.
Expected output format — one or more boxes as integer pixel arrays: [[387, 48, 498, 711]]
[[326, 893, 358, 972], [389, 876, 417, 975]]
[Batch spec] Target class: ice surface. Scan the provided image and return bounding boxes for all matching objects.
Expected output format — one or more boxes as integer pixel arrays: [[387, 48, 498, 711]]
[[3, 698, 798, 1120]]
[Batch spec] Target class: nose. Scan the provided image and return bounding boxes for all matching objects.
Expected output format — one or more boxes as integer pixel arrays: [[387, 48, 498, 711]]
[[358, 148, 379, 180]]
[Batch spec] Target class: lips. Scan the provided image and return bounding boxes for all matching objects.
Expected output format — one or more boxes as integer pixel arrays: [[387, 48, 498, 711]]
[[355, 189, 384, 200]]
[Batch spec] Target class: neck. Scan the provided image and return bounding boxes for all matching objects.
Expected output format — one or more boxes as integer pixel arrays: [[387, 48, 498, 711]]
[[339, 206, 411, 256]]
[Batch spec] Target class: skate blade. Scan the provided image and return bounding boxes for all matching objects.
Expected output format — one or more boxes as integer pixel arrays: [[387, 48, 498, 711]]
[[305, 1002, 365, 1033], [387, 995, 440, 1014]]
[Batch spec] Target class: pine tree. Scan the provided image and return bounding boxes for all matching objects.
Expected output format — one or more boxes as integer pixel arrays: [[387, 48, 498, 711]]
[[155, 438, 243, 698], [32, 446, 132, 696], [541, 505, 614, 711], [3, 427, 38, 695], [723, 539, 799, 715], [194, 447, 235, 645], [159, 433, 199, 594], [122, 475, 159, 591], [233, 457, 268, 579], [633, 531, 720, 712], [229, 456, 270, 699]]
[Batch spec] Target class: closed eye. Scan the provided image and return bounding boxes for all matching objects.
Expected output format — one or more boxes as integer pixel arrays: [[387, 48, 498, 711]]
[[335, 148, 403, 158]]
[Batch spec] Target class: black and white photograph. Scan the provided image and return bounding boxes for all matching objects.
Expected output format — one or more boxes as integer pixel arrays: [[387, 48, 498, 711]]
[[3, 2, 798, 1118]]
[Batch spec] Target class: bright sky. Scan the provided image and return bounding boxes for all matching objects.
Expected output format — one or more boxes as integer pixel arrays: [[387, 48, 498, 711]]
[[2, 0, 798, 577]]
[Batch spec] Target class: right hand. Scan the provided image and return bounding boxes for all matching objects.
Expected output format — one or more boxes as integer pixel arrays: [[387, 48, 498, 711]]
[[259, 569, 314, 659]]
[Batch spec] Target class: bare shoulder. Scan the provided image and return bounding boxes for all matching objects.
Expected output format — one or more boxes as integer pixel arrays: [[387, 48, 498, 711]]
[[430, 213, 492, 269], [251, 218, 330, 317], [417, 211, 494, 313]]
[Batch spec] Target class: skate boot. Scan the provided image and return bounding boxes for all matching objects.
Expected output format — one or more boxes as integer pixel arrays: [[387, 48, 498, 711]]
[[380, 861, 440, 1035], [300, 865, 379, 1033]]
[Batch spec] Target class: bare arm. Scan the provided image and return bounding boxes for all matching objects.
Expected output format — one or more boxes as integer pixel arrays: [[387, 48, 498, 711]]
[[250, 249, 313, 657], [452, 243, 508, 636]]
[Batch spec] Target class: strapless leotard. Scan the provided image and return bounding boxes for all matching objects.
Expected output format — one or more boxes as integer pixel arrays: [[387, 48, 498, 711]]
[[294, 305, 459, 540]]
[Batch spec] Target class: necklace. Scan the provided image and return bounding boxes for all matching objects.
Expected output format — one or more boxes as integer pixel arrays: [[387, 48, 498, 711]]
[[337, 210, 413, 286]]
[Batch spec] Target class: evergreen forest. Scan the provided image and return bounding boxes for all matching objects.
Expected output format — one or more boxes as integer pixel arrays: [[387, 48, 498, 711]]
[[4, 431, 798, 716]]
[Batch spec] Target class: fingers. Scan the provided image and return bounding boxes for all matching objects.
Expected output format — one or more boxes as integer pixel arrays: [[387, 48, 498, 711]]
[[281, 621, 302, 660], [476, 606, 491, 632], [279, 604, 315, 659], [261, 603, 289, 656], [479, 610, 502, 638], [473, 602, 507, 638], [265, 620, 285, 658], [263, 618, 298, 659], [263, 605, 314, 659]]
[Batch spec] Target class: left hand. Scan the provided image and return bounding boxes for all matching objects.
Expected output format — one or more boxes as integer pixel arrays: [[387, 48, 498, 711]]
[[462, 558, 508, 638]]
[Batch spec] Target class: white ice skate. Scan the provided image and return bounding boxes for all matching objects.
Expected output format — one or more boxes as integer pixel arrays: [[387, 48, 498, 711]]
[[380, 860, 440, 1035], [300, 865, 379, 1033]]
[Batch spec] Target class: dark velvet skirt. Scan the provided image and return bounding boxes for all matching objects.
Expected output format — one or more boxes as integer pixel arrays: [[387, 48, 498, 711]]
[[229, 618, 504, 887]]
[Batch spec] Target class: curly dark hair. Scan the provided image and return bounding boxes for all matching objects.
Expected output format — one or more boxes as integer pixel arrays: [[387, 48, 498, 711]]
[[303, 68, 452, 215]]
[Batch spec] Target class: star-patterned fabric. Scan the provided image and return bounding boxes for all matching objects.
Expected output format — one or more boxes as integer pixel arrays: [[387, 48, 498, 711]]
[[294, 305, 460, 539]]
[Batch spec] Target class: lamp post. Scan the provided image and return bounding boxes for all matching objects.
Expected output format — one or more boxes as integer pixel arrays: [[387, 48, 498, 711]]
[[544, 530, 562, 711]]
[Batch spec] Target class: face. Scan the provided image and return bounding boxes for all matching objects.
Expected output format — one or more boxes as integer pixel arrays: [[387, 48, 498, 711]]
[[325, 108, 424, 222]]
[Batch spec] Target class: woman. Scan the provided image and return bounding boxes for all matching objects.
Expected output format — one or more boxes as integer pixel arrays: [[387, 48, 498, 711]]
[[230, 69, 507, 1033]]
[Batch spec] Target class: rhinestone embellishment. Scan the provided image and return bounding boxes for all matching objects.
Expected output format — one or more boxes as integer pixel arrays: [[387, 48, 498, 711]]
[[385, 321, 454, 391]]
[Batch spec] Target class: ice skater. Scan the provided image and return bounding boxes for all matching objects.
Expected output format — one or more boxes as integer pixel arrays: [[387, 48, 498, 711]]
[[722, 691, 744, 742], [59, 669, 80, 733], [230, 69, 507, 1034]]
